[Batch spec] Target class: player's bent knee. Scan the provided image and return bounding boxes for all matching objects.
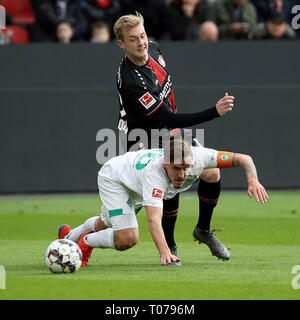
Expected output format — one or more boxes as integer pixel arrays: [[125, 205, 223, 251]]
[[200, 168, 220, 183], [114, 228, 139, 251], [94, 217, 107, 232]]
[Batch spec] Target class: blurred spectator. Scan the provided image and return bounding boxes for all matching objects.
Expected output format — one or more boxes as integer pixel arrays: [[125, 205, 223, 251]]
[[166, 0, 214, 40], [120, 0, 167, 40], [90, 20, 111, 42], [79, 0, 121, 39], [250, 0, 288, 23], [5, 13, 14, 26], [252, 10, 296, 39], [0, 13, 14, 45], [31, 0, 40, 11], [197, 20, 219, 41], [56, 21, 74, 43], [208, 0, 257, 39], [29, 0, 88, 42]]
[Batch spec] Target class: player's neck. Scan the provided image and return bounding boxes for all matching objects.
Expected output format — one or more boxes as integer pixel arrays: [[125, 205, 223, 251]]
[[126, 53, 149, 66]]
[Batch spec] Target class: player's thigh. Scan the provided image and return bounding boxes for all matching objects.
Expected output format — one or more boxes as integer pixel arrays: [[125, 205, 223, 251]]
[[98, 175, 139, 232]]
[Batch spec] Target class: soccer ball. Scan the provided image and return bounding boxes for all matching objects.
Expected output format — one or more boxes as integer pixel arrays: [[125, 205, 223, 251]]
[[44, 239, 82, 273]]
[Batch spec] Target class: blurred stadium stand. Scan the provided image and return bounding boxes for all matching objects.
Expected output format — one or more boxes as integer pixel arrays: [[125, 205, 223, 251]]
[[0, 0, 35, 25], [1, 25, 30, 43]]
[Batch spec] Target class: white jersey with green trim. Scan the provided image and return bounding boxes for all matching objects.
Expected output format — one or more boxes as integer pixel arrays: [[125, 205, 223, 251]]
[[98, 146, 218, 209]]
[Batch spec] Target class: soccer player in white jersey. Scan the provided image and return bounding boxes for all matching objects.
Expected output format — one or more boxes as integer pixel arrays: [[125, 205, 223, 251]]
[[58, 139, 268, 267]]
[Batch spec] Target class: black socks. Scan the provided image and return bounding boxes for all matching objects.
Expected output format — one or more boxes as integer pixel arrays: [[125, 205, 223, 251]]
[[197, 179, 221, 231], [162, 180, 221, 248]]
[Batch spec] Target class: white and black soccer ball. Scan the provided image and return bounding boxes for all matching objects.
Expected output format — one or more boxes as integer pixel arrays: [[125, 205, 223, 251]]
[[44, 239, 82, 273]]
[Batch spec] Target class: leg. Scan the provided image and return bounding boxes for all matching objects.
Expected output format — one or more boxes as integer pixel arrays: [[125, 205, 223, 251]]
[[162, 194, 179, 255], [78, 174, 139, 266], [79, 210, 139, 267], [58, 216, 99, 242], [59, 208, 108, 242], [82, 220, 139, 251], [113, 228, 139, 251], [196, 168, 221, 231], [193, 168, 230, 260]]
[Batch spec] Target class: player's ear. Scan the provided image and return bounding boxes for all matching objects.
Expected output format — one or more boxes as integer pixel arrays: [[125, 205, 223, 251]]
[[162, 161, 167, 170], [117, 39, 125, 50]]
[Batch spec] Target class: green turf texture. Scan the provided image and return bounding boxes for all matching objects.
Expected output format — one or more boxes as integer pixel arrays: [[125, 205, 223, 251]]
[[0, 191, 300, 300]]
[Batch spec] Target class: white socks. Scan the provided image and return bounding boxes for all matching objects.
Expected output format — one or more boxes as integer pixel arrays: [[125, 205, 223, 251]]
[[85, 228, 115, 249], [66, 216, 98, 243], [66, 216, 115, 249]]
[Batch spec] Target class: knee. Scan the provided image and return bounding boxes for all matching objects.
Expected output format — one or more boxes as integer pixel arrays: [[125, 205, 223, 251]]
[[200, 168, 220, 183], [114, 229, 139, 251], [94, 217, 107, 232]]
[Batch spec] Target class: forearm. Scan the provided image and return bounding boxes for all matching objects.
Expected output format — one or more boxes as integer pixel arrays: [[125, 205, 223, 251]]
[[232, 153, 268, 203], [146, 207, 170, 255], [233, 153, 258, 182], [152, 104, 219, 129]]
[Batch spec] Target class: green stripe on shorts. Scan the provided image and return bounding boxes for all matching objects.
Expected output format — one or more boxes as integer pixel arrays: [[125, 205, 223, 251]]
[[109, 209, 123, 217]]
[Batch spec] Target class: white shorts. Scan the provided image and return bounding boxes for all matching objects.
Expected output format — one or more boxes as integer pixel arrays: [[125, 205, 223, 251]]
[[98, 174, 139, 231]]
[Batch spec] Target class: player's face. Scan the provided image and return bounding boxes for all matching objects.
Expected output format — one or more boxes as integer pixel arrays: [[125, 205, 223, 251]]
[[163, 156, 192, 189], [118, 23, 148, 64]]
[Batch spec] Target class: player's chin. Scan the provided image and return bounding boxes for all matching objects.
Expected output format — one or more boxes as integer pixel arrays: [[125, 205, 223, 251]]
[[174, 181, 185, 189]]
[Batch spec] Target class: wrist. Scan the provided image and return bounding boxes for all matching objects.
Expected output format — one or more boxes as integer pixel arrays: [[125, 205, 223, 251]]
[[160, 248, 171, 256], [247, 177, 258, 184]]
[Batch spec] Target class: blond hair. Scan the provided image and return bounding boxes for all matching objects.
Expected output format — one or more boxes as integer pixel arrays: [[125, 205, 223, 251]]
[[113, 12, 144, 41]]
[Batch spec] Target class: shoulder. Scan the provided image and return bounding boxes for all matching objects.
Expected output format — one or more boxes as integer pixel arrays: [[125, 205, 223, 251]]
[[242, 0, 257, 15], [253, 23, 267, 38], [118, 57, 146, 90], [285, 25, 296, 38], [191, 145, 215, 164], [148, 40, 161, 58], [149, 40, 160, 50]]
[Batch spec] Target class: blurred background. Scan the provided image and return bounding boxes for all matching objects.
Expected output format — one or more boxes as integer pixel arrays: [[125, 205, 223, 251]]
[[0, 0, 299, 193]]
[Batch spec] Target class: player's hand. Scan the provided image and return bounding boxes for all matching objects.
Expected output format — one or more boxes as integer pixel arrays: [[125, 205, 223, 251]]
[[247, 178, 269, 204], [160, 252, 181, 266], [216, 92, 235, 116]]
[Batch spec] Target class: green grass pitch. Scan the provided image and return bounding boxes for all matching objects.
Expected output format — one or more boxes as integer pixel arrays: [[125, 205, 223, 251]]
[[0, 191, 300, 300]]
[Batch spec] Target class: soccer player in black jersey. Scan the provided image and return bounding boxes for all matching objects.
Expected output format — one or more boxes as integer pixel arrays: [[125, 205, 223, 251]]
[[113, 13, 235, 262]]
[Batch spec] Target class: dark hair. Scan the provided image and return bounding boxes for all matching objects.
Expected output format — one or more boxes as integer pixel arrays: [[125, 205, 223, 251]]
[[91, 21, 110, 32], [163, 138, 192, 164]]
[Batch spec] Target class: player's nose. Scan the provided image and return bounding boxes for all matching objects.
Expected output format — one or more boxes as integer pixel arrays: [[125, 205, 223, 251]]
[[178, 170, 186, 180]]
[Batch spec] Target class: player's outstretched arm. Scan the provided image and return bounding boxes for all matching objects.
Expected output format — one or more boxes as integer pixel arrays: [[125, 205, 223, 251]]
[[150, 92, 234, 129], [232, 153, 269, 204], [145, 206, 181, 265]]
